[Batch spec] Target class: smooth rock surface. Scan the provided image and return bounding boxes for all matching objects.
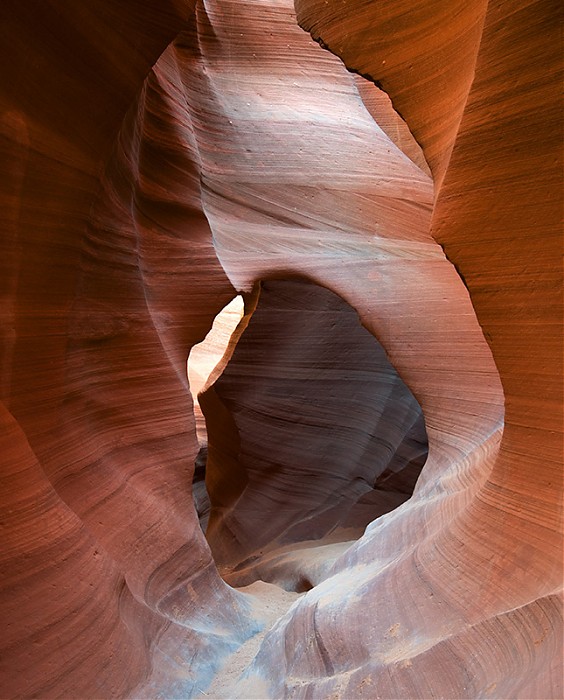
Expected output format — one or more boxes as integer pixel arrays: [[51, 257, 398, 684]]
[[0, 0, 561, 698]]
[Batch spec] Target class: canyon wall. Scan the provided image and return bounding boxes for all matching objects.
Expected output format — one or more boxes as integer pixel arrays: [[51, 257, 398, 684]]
[[0, 0, 561, 698]]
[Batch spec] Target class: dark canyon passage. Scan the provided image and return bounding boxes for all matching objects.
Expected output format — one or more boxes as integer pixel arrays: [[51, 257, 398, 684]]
[[195, 279, 428, 578], [0, 0, 561, 698]]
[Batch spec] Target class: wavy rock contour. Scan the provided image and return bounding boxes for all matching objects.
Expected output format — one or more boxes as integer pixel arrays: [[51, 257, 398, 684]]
[[0, 0, 561, 698]]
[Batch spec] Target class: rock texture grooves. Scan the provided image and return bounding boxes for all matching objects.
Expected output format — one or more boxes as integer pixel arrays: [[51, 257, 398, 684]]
[[0, 0, 562, 698]]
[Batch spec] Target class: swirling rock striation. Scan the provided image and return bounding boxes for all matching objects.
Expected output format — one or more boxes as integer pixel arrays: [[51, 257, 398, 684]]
[[0, 0, 561, 698]]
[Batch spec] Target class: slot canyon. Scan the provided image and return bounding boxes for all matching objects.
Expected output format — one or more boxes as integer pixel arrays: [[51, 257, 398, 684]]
[[0, 0, 562, 698]]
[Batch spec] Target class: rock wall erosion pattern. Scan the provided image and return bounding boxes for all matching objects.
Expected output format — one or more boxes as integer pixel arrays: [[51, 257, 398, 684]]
[[0, 0, 561, 698], [295, 0, 491, 189], [237, 0, 560, 698], [0, 4, 257, 698]]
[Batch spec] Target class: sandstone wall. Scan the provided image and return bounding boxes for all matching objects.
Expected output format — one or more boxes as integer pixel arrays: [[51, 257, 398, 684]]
[[0, 0, 561, 698]]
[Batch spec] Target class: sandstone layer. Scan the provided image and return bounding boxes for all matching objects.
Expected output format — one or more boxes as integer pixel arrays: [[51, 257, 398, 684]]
[[0, 0, 562, 699]]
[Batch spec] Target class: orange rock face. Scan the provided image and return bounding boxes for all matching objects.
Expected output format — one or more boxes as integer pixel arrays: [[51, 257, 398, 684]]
[[0, 1, 561, 699]]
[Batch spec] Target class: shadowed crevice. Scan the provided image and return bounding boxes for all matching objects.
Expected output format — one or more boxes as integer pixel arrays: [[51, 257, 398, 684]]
[[199, 278, 429, 585]]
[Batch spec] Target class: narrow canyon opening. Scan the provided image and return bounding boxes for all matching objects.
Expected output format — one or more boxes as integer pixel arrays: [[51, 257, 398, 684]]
[[188, 278, 428, 592], [188, 294, 245, 449], [188, 294, 246, 532], [3, 0, 560, 697]]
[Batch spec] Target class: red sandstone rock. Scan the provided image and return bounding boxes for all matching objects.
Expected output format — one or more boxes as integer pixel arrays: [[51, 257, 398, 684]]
[[0, 4, 253, 697], [295, 0, 490, 188], [0, 0, 561, 698]]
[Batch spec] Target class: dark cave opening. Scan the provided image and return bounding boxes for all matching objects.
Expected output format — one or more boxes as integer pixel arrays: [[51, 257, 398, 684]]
[[189, 278, 428, 588]]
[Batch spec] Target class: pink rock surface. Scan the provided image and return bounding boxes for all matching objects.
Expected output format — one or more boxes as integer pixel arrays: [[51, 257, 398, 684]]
[[0, 0, 561, 698]]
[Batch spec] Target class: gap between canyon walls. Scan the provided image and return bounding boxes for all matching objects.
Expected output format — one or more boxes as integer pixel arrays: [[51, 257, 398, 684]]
[[65, 0, 506, 696], [118, 0, 507, 696], [189, 278, 429, 589], [173, 1, 510, 698], [188, 292, 246, 531], [2, 0, 560, 697]]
